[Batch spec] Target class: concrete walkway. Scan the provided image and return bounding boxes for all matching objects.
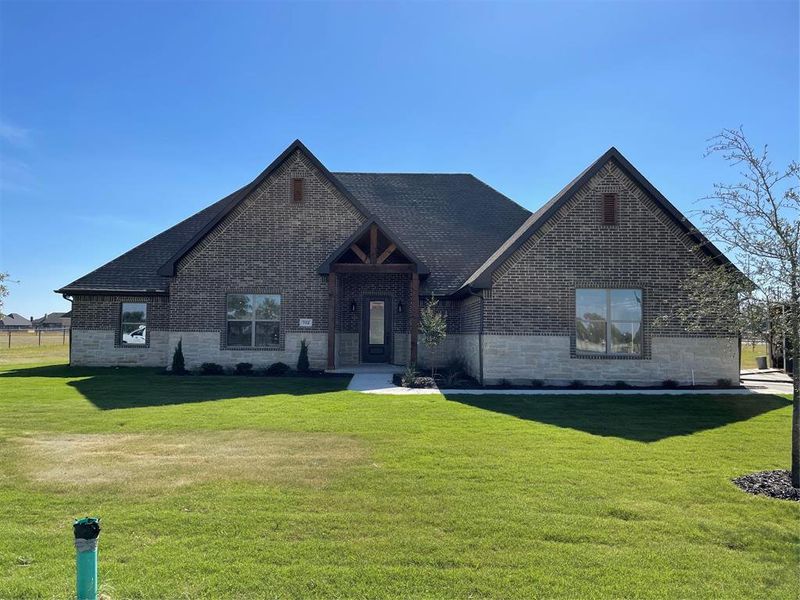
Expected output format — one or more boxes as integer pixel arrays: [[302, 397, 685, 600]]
[[332, 365, 439, 395], [740, 369, 792, 396], [332, 365, 788, 396]]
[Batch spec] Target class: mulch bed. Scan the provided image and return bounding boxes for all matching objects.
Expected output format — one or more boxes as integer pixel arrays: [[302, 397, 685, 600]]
[[732, 470, 800, 502], [165, 369, 350, 378], [389, 372, 746, 391]]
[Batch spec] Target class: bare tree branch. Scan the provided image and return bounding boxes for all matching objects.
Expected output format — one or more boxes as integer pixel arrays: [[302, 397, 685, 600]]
[[679, 128, 800, 486]]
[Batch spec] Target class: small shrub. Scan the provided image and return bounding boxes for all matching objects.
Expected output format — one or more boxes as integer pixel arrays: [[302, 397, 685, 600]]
[[569, 380, 584, 389], [235, 362, 253, 375], [401, 364, 418, 388], [716, 378, 733, 388], [413, 376, 437, 389], [530, 379, 545, 388], [662, 379, 679, 389], [615, 380, 630, 389], [499, 378, 512, 388], [200, 362, 224, 375], [171, 339, 186, 374], [297, 339, 310, 373], [442, 361, 466, 387], [265, 362, 291, 376]]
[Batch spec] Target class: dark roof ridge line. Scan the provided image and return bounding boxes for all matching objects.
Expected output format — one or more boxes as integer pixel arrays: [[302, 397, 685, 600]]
[[332, 171, 474, 176], [461, 173, 532, 217], [335, 171, 532, 220]]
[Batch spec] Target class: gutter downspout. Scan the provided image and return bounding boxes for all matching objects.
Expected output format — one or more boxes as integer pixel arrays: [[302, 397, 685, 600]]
[[62, 293, 73, 367], [466, 285, 485, 385]]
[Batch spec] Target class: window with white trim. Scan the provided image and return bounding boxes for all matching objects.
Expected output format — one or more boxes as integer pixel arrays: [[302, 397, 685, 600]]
[[226, 294, 281, 347], [575, 289, 642, 355], [120, 302, 147, 346]]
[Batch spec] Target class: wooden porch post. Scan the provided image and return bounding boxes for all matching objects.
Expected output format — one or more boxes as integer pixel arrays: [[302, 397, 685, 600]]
[[327, 272, 337, 370], [410, 271, 419, 365], [369, 223, 378, 264]]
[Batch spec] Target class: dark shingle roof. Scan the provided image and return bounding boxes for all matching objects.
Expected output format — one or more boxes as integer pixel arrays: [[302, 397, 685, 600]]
[[57, 187, 245, 293], [57, 144, 531, 295], [331, 173, 530, 293], [58, 142, 738, 299], [0, 313, 32, 327], [34, 312, 67, 325]]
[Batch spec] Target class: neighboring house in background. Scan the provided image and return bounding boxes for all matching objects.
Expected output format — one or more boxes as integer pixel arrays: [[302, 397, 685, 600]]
[[34, 312, 70, 330], [0, 313, 33, 330], [57, 140, 741, 385]]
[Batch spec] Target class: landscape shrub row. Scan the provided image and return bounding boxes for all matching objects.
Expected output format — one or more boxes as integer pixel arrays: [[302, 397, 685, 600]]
[[396, 364, 737, 390], [195, 361, 296, 376], [170, 338, 314, 376], [174, 361, 311, 376]]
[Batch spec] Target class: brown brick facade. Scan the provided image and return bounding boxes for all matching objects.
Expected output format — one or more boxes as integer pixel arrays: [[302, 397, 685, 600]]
[[72, 294, 169, 346], [168, 150, 365, 349], [459, 295, 483, 334], [337, 273, 411, 334], [483, 161, 733, 355], [67, 151, 737, 383]]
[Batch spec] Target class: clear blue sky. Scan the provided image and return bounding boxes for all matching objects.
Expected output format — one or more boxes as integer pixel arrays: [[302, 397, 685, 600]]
[[1, 0, 797, 317]]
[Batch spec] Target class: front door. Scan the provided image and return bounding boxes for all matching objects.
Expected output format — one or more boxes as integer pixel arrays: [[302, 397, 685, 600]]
[[362, 297, 391, 363]]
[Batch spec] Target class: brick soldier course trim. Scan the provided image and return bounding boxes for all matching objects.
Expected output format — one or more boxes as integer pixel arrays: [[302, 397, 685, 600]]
[[59, 140, 740, 385]]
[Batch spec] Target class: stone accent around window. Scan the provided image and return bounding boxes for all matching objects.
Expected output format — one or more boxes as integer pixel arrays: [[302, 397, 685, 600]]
[[166, 331, 327, 371], [71, 329, 169, 367], [71, 294, 169, 350]]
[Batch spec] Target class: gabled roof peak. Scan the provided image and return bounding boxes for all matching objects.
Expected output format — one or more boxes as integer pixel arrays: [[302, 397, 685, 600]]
[[318, 219, 429, 275], [457, 146, 736, 293], [154, 138, 379, 277]]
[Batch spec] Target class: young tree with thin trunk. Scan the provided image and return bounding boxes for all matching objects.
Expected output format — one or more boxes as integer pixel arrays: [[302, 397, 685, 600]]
[[684, 128, 799, 487], [419, 295, 447, 380]]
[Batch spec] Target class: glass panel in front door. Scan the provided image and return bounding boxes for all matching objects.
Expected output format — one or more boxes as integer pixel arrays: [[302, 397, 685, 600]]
[[369, 301, 385, 345]]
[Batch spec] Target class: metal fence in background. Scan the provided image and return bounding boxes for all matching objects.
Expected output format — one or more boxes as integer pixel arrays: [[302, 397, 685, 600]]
[[2, 328, 70, 348]]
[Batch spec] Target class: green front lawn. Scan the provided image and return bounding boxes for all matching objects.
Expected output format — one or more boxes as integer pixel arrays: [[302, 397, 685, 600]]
[[0, 343, 69, 365], [741, 342, 769, 370], [0, 361, 796, 599]]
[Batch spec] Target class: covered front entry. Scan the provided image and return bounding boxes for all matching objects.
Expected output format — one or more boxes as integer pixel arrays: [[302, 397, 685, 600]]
[[319, 220, 429, 369], [362, 296, 391, 362]]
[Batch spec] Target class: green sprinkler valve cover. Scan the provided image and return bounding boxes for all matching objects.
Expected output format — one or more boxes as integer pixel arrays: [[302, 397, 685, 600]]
[[73, 517, 101, 540]]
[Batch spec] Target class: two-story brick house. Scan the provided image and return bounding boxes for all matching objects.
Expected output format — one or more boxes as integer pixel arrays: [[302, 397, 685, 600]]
[[58, 140, 740, 385]]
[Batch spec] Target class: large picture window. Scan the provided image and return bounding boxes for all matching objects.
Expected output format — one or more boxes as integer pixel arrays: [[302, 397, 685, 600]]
[[120, 302, 147, 346], [576, 289, 642, 355], [226, 294, 281, 347]]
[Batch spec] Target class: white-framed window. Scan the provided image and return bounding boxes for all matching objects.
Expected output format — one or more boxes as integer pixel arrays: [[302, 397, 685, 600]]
[[226, 294, 281, 347], [575, 289, 642, 355], [120, 302, 147, 346]]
